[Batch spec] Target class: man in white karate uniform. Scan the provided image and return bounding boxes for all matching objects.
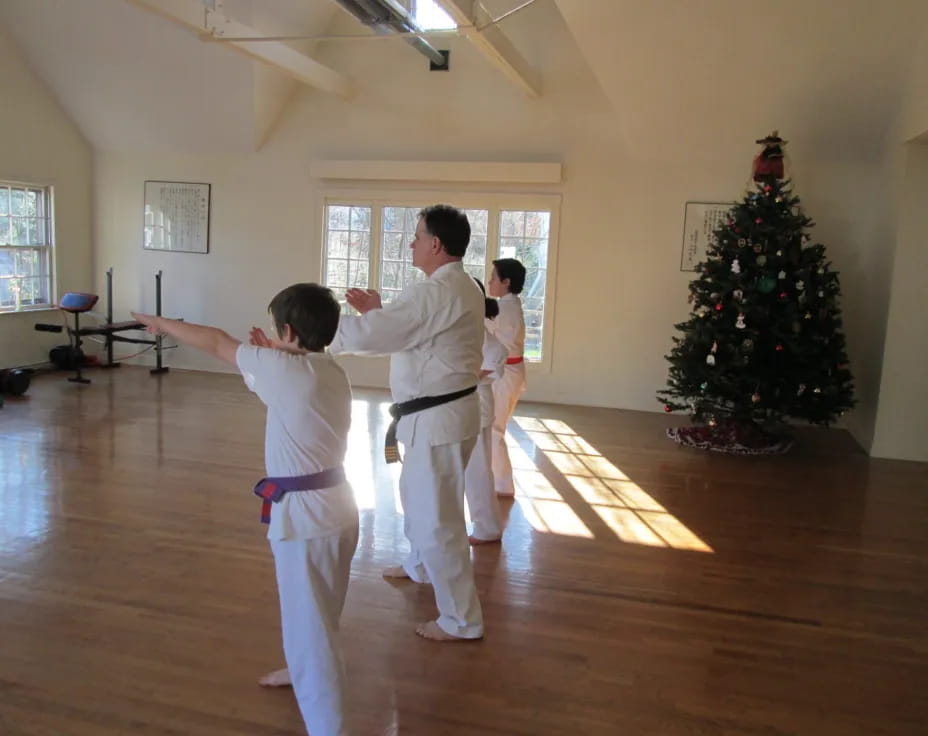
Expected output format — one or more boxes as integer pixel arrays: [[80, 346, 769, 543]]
[[330, 204, 485, 642]]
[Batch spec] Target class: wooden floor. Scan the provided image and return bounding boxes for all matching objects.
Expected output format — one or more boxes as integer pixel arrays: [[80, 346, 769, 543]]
[[1, 367, 927, 735]]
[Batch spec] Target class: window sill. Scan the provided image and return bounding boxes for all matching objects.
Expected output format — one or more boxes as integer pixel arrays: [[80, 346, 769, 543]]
[[0, 307, 59, 317]]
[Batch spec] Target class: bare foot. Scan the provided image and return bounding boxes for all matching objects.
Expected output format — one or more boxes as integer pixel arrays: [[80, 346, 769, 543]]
[[415, 621, 480, 642], [469, 535, 501, 546], [258, 668, 291, 687], [382, 565, 411, 580]]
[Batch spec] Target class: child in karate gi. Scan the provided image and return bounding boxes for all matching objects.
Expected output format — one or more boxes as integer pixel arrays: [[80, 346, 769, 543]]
[[486, 258, 527, 497], [133, 282, 358, 736], [465, 279, 507, 544]]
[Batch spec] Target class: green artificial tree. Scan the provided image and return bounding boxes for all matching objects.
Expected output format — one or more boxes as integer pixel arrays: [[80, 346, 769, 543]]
[[658, 133, 855, 454]]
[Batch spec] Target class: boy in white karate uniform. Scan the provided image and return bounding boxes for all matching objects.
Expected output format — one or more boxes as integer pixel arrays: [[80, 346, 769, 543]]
[[486, 258, 527, 497], [133, 283, 359, 736], [330, 204, 485, 642], [465, 279, 508, 545]]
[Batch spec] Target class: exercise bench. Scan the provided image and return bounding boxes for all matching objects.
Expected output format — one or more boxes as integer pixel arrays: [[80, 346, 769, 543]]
[[35, 268, 173, 384]]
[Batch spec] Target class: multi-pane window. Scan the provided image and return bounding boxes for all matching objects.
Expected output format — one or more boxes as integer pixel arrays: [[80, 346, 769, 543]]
[[380, 207, 424, 304], [498, 211, 550, 361], [321, 196, 558, 363], [0, 183, 53, 313], [461, 209, 488, 284], [324, 205, 372, 312]]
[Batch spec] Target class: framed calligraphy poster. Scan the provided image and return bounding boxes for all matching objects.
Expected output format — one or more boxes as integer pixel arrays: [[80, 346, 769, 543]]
[[143, 181, 211, 254], [680, 201, 730, 271]]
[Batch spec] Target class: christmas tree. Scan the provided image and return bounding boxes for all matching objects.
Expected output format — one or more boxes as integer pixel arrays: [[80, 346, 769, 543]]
[[658, 133, 855, 454]]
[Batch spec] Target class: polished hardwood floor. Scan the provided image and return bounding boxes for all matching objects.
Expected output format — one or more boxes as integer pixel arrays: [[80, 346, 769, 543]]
[[1, 367, 926, 735]]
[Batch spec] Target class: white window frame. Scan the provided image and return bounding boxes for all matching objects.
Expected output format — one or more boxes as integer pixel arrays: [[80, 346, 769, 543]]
[[0, 180, 56, 315], [319, 188, 560, 373]]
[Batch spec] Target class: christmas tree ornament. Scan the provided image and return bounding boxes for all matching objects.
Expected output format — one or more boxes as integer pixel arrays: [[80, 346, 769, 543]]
[[778, 270, 786, 279], [779, 291, 788, 300], [776, 344, 784, 352], [776, 249, 783, 256], [738, 238, 747, 247], [757, 274, 776, 293], [796, 280, 805, 291], [711, 341, 718, 353], [753, 243, 763, 253], [755, 217, 763, 224], [715, 303, 723, 311], [733, 289, 744, 301], [664, 405, 672, 413], [736, 313, 746, 329], [818, 267, 825, 274], [752, 131, 788, 182], [731, 259, 741, 274], [818, 290, 824, 298], [804, 311, 812, 319], [708, 418, 717, 427], [813, 387, 822, 394], [706, 354, 716, 366], [797, 384, 806, 396], [700, 382, 708, 390], [752, 392, 761, 403], [764, 184, 772, 193], [757, 255, 768, 266]]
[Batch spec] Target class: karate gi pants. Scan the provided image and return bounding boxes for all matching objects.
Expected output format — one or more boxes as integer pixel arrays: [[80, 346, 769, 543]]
[[464, 425, 502, 541], [271, 524, 359, 736], [400, 437, 484, 639], [491, 365, 526, 495]]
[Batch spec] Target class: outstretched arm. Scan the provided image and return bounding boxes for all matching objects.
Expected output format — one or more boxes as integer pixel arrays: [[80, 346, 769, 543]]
[[132, 313, 240, 366]]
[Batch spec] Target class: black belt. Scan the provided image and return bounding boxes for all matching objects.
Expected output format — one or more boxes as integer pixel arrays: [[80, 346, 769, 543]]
[[384, 386, 477, 463]]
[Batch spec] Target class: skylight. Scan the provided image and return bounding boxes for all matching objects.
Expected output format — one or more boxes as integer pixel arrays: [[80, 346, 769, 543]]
[[412, 0, 457, 31]]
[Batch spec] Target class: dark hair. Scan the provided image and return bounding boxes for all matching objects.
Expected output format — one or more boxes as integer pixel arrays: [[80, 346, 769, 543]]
[[267, 283, 340, 351], [473, 278, 500, 320], [492, 258, 526, 294], [418, 204, 470, 258]]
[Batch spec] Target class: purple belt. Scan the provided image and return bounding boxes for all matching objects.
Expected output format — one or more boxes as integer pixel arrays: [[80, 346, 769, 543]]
[[253, 466, 346, 524]]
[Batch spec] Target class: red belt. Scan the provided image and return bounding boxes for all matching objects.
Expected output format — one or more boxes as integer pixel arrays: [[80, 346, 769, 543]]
[[506, 356, 524, 365]]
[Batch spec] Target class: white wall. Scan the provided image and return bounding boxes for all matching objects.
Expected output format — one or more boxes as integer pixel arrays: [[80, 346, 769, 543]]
[[869, 26, 928, 461], [0, 23, 92, 367], [898, 26, 928, 143], [92, 4, 899, 452], [871, 142, 928, 462]]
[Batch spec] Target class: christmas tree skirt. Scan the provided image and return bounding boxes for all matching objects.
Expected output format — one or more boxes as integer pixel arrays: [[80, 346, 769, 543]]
[[667, 421, 794, 455]]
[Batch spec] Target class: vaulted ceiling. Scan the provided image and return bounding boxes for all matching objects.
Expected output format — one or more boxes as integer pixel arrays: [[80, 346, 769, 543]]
[[2, 0, 926, 158], [552, 0, 928, 161]]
